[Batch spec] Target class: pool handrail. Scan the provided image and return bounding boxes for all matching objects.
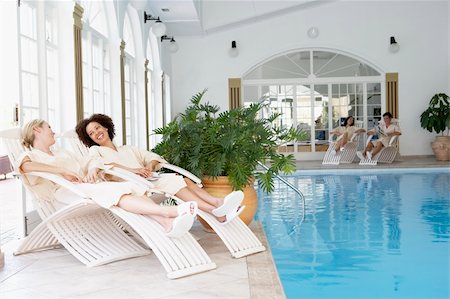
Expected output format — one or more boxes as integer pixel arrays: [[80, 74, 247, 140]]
[[257, 161, 306, 217]]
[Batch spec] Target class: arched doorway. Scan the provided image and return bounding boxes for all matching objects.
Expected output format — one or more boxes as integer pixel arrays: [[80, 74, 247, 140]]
[[242, 49, 385, 159]]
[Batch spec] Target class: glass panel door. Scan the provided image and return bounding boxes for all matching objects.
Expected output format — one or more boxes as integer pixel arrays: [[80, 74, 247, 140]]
[[313, 84, 329, 152]]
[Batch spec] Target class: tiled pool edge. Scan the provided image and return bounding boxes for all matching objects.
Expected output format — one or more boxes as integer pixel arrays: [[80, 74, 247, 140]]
[[247, 221, 286, 299]]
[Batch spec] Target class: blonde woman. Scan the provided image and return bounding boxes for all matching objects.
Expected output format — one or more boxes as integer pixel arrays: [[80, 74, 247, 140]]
[[75, 114, 245, 225], [18, 119, 197, 238]]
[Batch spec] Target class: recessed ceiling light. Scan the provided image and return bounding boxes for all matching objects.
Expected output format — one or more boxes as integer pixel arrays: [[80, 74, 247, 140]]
[[161, 8, 169, 12]]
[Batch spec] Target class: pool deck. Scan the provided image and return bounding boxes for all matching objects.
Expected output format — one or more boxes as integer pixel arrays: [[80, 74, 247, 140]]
[[0, 156, 448, 299]]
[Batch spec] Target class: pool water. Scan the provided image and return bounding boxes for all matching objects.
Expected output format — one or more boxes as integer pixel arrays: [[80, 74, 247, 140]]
[[256, 170, 450, 299]]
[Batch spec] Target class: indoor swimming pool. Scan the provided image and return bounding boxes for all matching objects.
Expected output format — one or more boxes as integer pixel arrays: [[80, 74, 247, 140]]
[[256, 169, 450, 299]]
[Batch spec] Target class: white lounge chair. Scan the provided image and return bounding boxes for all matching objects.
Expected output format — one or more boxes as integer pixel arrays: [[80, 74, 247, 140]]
[[62, 130, 266, 258], [358, 134, 399, 166], [322, 130, 363, 165], [358, 118, 400, 166], [0, 128, 216, 279]]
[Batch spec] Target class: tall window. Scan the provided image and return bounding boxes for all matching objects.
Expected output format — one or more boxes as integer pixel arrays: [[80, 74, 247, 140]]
[[19, 2, 59, 127], [146, 39, 155, 148], [45, 12, 58, 126], [243, 50, 383, 156], [123, 14, 137, 145], [19, 3, 39, 123], [81, 1, 110, 117]]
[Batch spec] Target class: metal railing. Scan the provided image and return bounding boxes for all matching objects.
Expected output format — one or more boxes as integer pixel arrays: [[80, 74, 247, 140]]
[[257, 161, 306, 217]]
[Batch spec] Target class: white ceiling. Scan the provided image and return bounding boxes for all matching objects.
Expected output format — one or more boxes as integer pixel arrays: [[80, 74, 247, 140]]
[[135, 0, 336, 36]]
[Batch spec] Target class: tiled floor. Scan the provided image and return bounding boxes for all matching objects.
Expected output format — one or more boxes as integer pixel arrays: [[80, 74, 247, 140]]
[[0, 156, 448, 299], [0, 222, 280, 299]]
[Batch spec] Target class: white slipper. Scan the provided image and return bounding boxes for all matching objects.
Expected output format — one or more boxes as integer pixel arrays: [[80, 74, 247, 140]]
[[367, 151, 372, 160], [166, 201, 197, 238], [221, 205, 246, 225], [212, 191, 244, 217], [356, 151, 365, 160]]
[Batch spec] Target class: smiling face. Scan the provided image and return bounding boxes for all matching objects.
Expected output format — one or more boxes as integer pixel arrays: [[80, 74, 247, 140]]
[[383, 115, 392, 126], [86, 121, 110, 146], [347, 116, 354, 126], [35, 122, 56, 146]]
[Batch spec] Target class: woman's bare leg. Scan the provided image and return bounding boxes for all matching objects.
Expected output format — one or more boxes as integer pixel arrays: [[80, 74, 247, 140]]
[[117, 194, 177, 218], [371, 142, 384, 158], [184, 179, 223, 207], [363, 142, 374, 157], [117, 195, 181, 232], [175, 188, 217, 213], [175, 182, 227, 222], [335, 132, 349, 151]]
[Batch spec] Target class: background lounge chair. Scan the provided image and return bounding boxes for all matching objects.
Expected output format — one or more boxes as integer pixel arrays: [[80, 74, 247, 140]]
[[358, 118, 400, 166], [322, 127, 364, 165]]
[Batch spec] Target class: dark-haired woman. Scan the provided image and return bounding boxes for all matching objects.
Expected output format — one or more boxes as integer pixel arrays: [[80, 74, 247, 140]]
[[76, 114, 244, 225], [330, 116, 365, 154]]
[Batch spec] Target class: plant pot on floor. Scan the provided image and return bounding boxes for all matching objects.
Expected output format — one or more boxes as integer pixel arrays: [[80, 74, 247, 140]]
[[199, 176, 258, 232], [431, 136, 450, 161]]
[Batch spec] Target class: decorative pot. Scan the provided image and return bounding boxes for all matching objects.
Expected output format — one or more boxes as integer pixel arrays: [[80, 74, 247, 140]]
[[199, 176, 258, 231], [431, 136, 450, 161]]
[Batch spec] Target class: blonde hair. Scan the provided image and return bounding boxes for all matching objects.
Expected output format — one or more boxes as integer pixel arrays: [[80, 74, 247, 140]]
[[22, 119, 46, 149]]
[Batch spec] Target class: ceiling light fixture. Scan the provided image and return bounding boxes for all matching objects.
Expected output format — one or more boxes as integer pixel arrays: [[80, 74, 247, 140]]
[[144, 11, 166, 37], [389, 36, 400, 53], [161, 35, 179, 53], [229, 41, 238, 58]]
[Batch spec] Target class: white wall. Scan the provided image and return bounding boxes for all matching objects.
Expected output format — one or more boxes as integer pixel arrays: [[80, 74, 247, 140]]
[[170, 1, 449, 157]]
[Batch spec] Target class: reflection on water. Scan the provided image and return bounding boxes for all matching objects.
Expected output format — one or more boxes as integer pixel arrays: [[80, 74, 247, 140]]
[[256, 171, 450, 299], [420, 173, 450, 241]]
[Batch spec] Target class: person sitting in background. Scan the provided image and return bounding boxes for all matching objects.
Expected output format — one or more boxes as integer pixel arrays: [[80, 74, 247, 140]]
[[75, 114, 244, 225], [18, 119, 198, 238], [357, 112, 401, 160], [330, 116, 365, 155]]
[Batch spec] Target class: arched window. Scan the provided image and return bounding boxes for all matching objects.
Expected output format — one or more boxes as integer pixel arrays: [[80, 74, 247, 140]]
[[81, 1, 111, 117], [123, 13, 138, 146], [243, 49, 383, 158], [18, 2, 60, 128]]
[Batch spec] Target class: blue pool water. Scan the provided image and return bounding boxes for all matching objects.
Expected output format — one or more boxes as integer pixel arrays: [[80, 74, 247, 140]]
[[256, 169, 450, 299]]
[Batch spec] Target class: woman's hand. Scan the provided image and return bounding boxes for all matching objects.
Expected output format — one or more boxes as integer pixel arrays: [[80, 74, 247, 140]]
[[60, 169, 83, 183], [144, 161, 160, 173], [367, 131, 375, 136], [84, 168, 100, 183], [105, 162, 153, 178], [130, 167, 152, 178]]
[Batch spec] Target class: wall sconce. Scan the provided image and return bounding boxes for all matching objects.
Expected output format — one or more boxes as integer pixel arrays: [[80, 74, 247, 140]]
[[144, 11, 166, 37], [161, 35, 179, 53], [389, 36, 400, 53], [228, 41, 238, 58]]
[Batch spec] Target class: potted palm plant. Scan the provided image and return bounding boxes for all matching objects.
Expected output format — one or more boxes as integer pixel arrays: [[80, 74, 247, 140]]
[[419, 93, 450, 161], [153, 90, 305, 224]]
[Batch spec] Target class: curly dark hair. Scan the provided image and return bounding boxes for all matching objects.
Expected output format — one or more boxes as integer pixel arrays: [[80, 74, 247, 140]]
[[75, 114, 116, 147]]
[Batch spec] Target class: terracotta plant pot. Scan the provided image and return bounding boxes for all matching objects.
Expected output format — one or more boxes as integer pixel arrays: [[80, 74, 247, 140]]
[[199, 176, 258, 231], [431, 136, 450, 161]]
